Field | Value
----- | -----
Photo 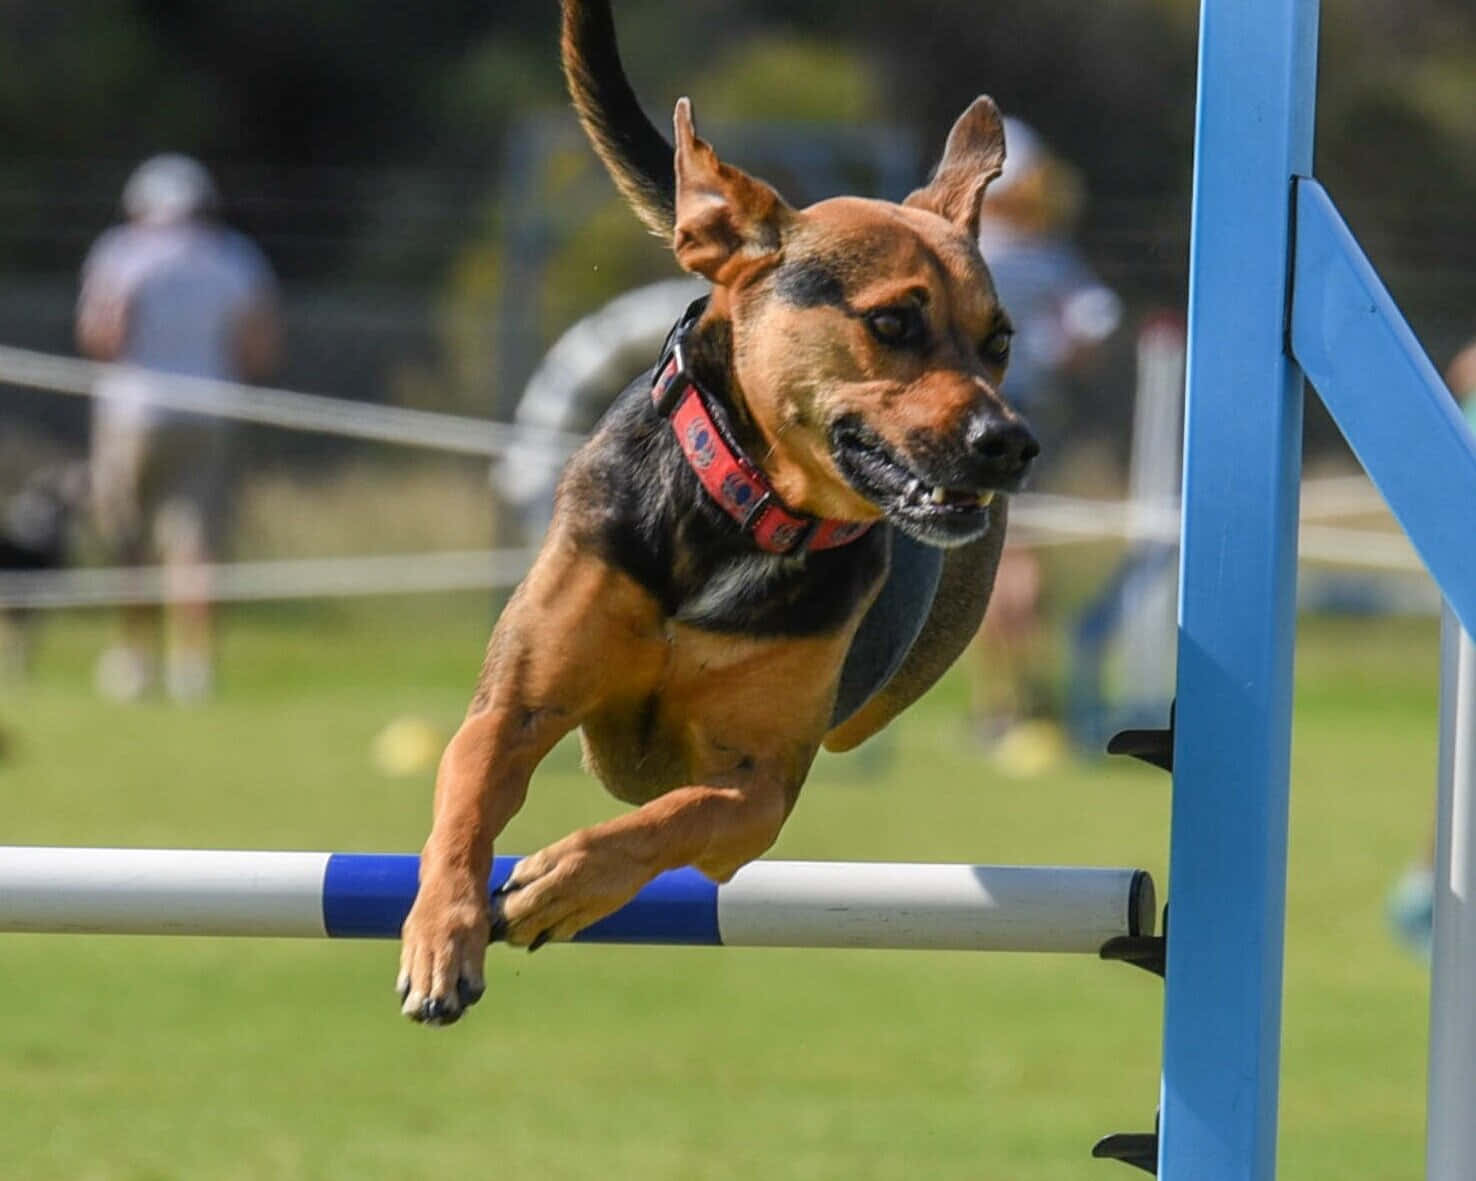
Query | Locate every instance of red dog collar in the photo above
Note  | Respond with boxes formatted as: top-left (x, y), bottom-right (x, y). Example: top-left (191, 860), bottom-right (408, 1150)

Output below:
top-left (651, 354), bottom-right (873, 556)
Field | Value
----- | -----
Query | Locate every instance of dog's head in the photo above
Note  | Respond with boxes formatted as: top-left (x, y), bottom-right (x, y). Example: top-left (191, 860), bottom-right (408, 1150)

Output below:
top-left (670, 97), bottom-right (1036, 548)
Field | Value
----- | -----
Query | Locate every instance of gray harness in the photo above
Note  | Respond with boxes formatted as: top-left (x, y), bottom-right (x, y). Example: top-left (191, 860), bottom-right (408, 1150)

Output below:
top-left (830, 529), bottom-right (942, 727)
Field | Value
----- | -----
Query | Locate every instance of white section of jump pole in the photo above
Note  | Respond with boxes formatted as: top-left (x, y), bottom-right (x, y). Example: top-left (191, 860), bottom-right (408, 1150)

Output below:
top-left (0, 847), bottom-right (330, 937)
top-left (1427, 608), bottom-right (1476, 1179)
top-left (716, 861), bottom-right (1150, 952)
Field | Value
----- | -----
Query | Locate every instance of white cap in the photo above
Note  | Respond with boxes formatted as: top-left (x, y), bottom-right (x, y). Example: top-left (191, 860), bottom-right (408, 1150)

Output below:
top-left (122, 154), bottom-right (219, 224)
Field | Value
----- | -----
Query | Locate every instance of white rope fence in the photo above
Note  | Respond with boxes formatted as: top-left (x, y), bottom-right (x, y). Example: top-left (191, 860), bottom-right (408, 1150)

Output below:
top-left (0, 343), bottom-right (1424, 609)
top-left (1009, 493), bottom-right (1420, 570)
top-left (0, 549), bottom-right (538, 610)
top-left (1298, 473), bottom-right (1388, 521)
top-left (0, 344), bottom-right (585, 459)
top-left (0, 510), bottom-right (1423, 610)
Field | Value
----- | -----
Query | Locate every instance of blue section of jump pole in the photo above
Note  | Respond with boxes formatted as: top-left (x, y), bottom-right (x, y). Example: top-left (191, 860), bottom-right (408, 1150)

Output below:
top-left (1166, 0), bottom-right (1317, 1176)
top-left (321, 854), bottom-right (720, 943)
top-left (322, 853), bottom-right (422, 937)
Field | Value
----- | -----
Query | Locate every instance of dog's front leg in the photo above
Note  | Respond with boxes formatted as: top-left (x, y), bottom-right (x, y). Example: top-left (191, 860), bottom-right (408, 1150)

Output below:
top-left (397, 701), bottom-right (568, 1024)
top-left (495, 769), bottom-right (798, 948)
top-left (397, 545), bottom-right (667, 1025)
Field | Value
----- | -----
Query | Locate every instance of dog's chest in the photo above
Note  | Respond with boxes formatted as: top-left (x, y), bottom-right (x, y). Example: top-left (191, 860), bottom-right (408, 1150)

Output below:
top-left (578, 621), bottom-right (854, 804)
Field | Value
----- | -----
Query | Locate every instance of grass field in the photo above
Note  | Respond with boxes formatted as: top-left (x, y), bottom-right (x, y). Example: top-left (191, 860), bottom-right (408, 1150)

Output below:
top-left (0, 595), bottom-right (1439, 1179)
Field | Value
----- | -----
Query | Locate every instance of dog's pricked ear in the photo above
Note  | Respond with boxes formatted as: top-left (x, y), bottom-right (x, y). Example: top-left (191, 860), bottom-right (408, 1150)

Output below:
top-left (673, 97), bottom-right (790, 285)
top-left (904, 96), bottom-right (1007, 238)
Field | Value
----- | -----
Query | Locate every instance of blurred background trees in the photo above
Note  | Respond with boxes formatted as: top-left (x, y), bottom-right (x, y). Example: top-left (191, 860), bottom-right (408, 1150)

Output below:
top-left (1, 0), bottom-right (1473, 451)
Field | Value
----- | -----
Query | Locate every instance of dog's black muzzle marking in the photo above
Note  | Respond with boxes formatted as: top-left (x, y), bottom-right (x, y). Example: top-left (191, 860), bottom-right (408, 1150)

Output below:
top-left (829, 414), bottom-right (1036, 547)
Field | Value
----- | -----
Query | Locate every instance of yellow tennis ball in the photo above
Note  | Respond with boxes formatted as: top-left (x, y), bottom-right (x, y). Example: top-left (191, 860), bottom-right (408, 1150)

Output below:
top-left (991, 719), bottom-right (1069, 779)
top-left (371, 716), bottom-right (445, 777)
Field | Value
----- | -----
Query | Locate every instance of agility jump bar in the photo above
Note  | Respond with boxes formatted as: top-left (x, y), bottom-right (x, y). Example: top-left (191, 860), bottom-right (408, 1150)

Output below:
top-left (0, 848), bottom-right (1154, 953)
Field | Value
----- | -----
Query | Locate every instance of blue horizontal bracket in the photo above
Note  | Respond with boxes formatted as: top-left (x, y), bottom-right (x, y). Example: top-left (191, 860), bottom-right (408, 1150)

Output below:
top-left (1290, 177), bottom-right (1476, 631)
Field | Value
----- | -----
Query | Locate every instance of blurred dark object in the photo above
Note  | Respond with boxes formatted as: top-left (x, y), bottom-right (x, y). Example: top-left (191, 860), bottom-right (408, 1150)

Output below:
top-left (0, 462), bottom-right (86, 680)
top-left (0, 462), bottom-right (83, 572)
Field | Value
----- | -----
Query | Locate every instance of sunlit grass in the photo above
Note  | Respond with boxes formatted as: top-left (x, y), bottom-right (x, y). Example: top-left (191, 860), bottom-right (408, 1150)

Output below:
top-left (0, 601), bottom-right (1437, 1179)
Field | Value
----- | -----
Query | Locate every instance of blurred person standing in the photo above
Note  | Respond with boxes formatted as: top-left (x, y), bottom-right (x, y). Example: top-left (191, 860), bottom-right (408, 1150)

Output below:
top-left (76, 154), bottom-right (280, 702)
top-left (1450, 339), bottom-right (1476, 424)
top-left (970, 118), bottom-right (1121, 758)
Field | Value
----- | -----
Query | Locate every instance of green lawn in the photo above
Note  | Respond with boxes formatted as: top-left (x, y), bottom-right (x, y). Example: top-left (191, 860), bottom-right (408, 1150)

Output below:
top-left (0, 598), bottom-right (1438, 1179)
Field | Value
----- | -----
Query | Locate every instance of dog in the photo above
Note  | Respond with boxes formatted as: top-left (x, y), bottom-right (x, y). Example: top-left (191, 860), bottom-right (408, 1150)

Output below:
top-left (397, 0), bottom-right (1038, 1024)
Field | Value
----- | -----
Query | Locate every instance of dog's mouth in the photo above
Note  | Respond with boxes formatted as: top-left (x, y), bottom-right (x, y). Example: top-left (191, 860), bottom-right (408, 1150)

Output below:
top-left (829, 419), bottom-right (997, 547)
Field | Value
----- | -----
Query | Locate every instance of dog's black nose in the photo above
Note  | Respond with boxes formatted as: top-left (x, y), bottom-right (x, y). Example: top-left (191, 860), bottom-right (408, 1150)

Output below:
top-left (966, 415), bottom-right (1039, 485)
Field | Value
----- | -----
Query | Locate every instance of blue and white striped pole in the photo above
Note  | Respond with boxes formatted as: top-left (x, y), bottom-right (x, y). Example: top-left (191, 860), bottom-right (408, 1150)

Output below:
top-left (0, 848), bottom-right (1153, 954)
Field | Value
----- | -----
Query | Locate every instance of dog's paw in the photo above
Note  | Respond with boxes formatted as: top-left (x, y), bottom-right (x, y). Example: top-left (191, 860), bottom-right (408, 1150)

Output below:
top-left (397, 882), bottom-right (489, 1026)
top-left (493, 836), bottom-right (650, 950)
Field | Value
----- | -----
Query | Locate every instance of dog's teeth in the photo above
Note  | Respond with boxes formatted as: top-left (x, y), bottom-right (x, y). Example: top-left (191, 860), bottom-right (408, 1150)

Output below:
top-left (906, 478), bottom-right (924, 501)
top-left (977, 491), bottom-right (995, 507)
top-left (929, 485), bottom-right (948, 505)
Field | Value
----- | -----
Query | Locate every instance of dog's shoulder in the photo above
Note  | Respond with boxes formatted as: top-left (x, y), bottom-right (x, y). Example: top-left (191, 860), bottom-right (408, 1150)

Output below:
top-left (554, 374), bottom-right (681, 595)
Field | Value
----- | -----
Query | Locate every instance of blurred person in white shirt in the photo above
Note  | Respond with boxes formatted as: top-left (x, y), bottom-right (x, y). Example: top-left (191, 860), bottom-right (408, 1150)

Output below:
top-left (76, 154), bottom-right (280, 702)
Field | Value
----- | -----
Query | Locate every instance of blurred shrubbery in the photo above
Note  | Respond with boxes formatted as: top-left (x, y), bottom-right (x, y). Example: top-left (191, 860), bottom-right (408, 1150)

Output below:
top-left (0, 0), bottom-right (1472, 424)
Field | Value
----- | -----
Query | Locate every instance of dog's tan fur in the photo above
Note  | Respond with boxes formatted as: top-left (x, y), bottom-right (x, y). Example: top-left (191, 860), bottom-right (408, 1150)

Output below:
top-left (397, 0), bottom-right (1033, 1024)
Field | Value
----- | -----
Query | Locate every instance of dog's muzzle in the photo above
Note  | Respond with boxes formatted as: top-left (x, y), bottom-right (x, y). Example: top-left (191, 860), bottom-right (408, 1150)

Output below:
top-left (829, 414), bottom-right (1038, 548)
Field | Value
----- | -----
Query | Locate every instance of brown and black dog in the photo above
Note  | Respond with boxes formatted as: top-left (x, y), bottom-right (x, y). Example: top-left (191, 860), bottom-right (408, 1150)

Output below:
top-left (397, 0), bottom-right (1037, 1024)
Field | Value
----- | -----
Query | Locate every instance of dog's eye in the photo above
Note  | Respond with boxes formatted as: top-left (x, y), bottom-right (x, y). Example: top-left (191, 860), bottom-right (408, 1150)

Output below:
top-left (980, 328), bottom-right (1013, 365)
top-left (866, 306), bottom-right (925, 348)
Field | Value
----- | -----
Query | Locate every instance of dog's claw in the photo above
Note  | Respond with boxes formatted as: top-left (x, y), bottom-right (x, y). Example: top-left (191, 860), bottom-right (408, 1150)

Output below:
top-left (528, 929), bottom-right (551, 953)
top-left (417, 996), bottom-right (462, 1026)
top-left (400, 984), bottom-right (477, 1026)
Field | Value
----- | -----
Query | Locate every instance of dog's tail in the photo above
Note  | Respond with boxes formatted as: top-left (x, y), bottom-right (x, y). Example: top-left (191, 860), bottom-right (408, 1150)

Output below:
top-left (561, 0), bottom-right (676, 238)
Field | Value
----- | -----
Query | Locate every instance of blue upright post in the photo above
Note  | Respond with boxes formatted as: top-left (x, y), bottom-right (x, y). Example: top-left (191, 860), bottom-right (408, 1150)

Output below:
top-left (1162, 0), bottom-right (1318, 1177)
